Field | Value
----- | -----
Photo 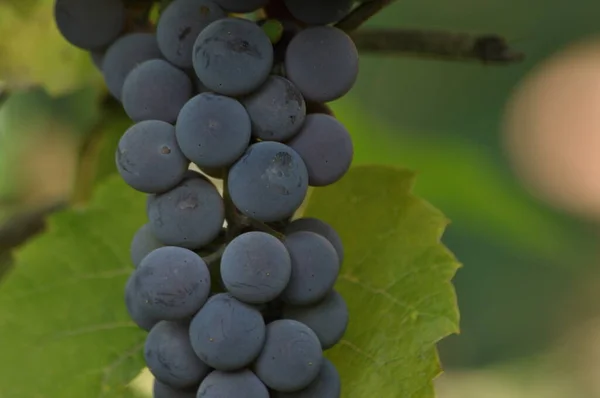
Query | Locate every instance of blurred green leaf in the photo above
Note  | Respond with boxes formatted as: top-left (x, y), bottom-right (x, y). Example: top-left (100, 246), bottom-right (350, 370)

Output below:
top-left (333, 100), bottom-right (588, 264)
top-left (0, 175), bottom-right (146, 398)
top-left (0, 0), bottom-right (101, 94)
top-left (304, 165), bottom-right (460, 398)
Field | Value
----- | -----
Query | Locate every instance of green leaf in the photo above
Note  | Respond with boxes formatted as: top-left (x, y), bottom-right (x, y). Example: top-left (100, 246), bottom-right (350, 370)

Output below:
top-left (0, 0), bottom-right (101, 94)
top-left (303, 165), bottom-right (460, 398)
top-left (0, 175), bottom-right (147, 398)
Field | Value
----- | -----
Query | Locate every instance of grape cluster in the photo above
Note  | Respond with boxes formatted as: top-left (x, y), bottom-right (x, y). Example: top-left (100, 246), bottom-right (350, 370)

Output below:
top-left (55, 0), bottom-right (358, 396)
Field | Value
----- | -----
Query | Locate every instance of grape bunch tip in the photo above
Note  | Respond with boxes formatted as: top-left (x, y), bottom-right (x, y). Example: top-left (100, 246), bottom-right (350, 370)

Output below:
top-left (54, 0), bottom-right (359, 396)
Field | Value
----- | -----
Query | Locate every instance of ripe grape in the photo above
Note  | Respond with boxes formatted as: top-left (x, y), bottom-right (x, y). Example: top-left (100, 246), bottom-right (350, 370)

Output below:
top-left (193, 18), bottom-right (274, 96)
top-left (221, 231), bottom-right (292, 304)
top-left (122, 59), bottom-right (193, 123)
top-left (156, 0), bottom-right (226, 68)
top-left (131, 246), bottom-right (211, 320)
top-left (285, 26), bottom-right (358, 103)
top-left (124, 274), bottom-right (159, 331)
top-left (287, 114), bottom-right (354, 186)
top-left (54, 0), bottom-right (125, 50)
top-left (145, 321), bottom-right (211, 389)
top-left (189, 293), bottom-right (266, 370)
top-left (283, 290), bottom-right (348, 350)
top-left (197, 369), bottom-right (270, 398)
top-left (153, 379), bottom-right (197, 398)
top-left (281, 231), bottom-right (339, 306)
top-left (254, 319), bottom-right (323, 392)
top-left (116, 120), bottom-right (189, 194)
top-left (147, 176), bottom-right (225, 249)
top-left (285, 218), bottom-right (344, 265)
top-left (175, 93), bottom-right (251, 168)
top-left (102, 33), bottom-right (163, 99)
top-left (282, 0), bottom-right (353, 25)
top-left (242, 76), bottom-right (306, 142)
top-left (227, 142), bottom-right (308, 222)
top-left (274, 358), bottom-right (341, 398)
top-left (130, 223), bottom-right (164, 268)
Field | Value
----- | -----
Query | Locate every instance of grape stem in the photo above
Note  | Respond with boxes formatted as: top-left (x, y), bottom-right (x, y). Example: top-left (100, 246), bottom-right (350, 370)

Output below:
top-left (350, 29), bottom-right (525, 64)
top-left (335, 0), bottom-right (398, 32)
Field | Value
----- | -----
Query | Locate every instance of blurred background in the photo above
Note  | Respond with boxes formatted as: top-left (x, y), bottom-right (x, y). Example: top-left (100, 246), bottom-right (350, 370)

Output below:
top-left (3, 0), bottom-right (600, 397)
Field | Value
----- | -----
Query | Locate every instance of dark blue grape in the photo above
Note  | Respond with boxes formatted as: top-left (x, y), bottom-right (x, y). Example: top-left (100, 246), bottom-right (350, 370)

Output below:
top-left (193, 18), bottom-right (273, 96)
top-left (274, 358), bottom-right (341, 398)
top-left (283, 290), bottom-right (348, 350)
top-left (122, 59), bottom-right (193, 123)
top-left (285, 218), bottom-right (344, 265)
top-left (116, 120), bottom-right (189, 193)
top-left (281, 231), bottom-right (339, 306)
top-left (242, 76), bottom-right (306, 142)
top-left (287, 114), bottom-right (353, 187)
top-left (125, 274), bottom-right (159, 331)
top-left (197, 369), bottom-right (269, 398)
top-left (132, 246), bottom-right (211, 320)
top-left (221, 231), bottom-right (292, 304)
top-left (147, 176), bottom-right (225, 249)
top-left (285, 26), bottom-right (358, 103)
top-left (130, 223), bottom-right (164, 268)
top-left (156, 0), bottom-right (226, 68)
top-left (145, 321), bottom-right (211, 389)
top-left (214, 0), bottom-right (269, 12)
top-left (54, 0), bottom-right (125, 50)
top-left (189, 293), bottom-right (266, 370)
top-left (227, 142), bottom-right (308, 222)
top-left (254, 319), bottom-right (323, 392)
top-left (153, 379), bottom-right (197, 398)
top-left (175, 93), bottom-right (251, 168)
top-left (282, 0), bottom-right (353, 25)
top-left (102, 33), bottom-right (163, 99)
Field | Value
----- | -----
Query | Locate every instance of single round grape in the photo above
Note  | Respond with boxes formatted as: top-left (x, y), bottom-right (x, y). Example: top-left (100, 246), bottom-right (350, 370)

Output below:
top-left (102, 33), bottom-right (163, 99)
top-left (189, 293), bottom-right (266, 370)
top-left (54, 0), bottom-right (125, 50)
top-left (254, 319), bottom-right (323, 392)
top-left (197, 370), bottom-right (270, 398)
top-left (122, 59), bottom-right (193, 123)
top-left (287, 114), bottom-right (353, 187)
top-left (132, 247), bottom-right (211, 320)
top-left (274, 358), bottom-right (341, 398)
top-left (285, 218), bottom-right (344, 265)
top-left (130, 223), bottom-right (164, 267)
top-left (193, 18), bottom-right (274, 96)
top-left (285, 26), bottom-right (358, 103)
top-left (125, 274), bottom-right (159, 331)
top-left (175, 93), bottom-right (251, 168)
top-left (214, 0), bottom-right (269, 12)
top-left (145, 321), bottom-right (211, 389)
top-left (282, 0), bottom-right (353, 25)
top-left (221, 231), bottom-right (292, 304)
top-left (242, 76), bottom-right (306, 142)
top-left (153, 379), bottom-right (197, 398)
top-left (147, 176), bottom-right (225, 249)
top-left (281, 231), bottom-right (339, 306)
top-left (116, 120), bottom-right (189, 193)
top-left (156, 0), bottom-right (226, 68)
top-left (227, 142), bottom-right (308, 222)
top-left (283, 290), bottom-right (348, 350)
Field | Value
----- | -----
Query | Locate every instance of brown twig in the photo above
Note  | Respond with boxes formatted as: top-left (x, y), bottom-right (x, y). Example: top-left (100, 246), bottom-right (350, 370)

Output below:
top-left (351, 29), bottom-right (525, 64)
top-left (336, 0), bottom-right (398, 32)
